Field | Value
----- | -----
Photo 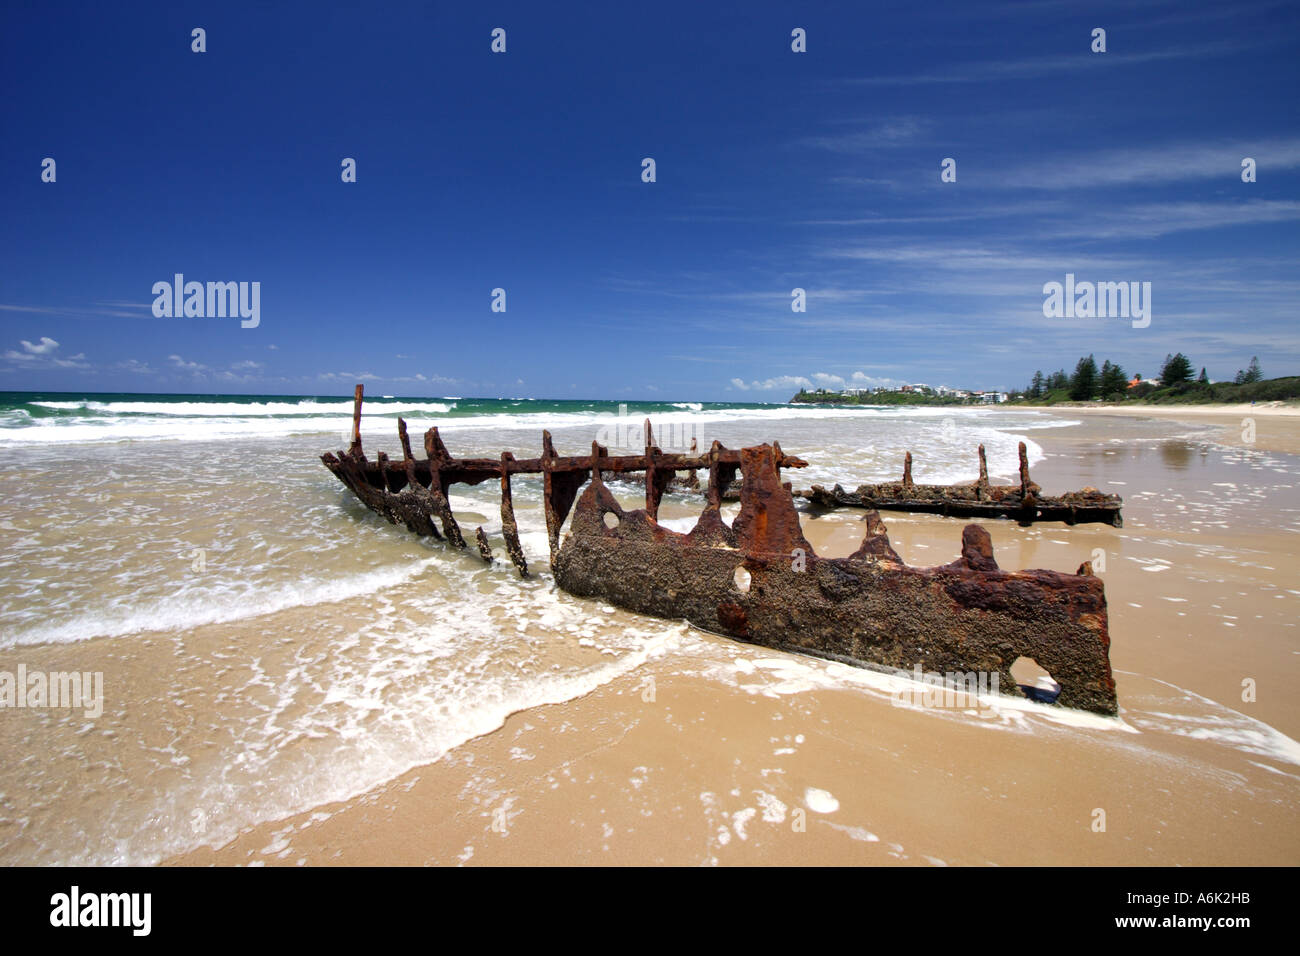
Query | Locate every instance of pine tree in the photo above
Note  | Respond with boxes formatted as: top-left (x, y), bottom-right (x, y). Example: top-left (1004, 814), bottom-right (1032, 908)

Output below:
top-left (1100, 360), bottom-right (1128, 397)
top-left (1070, 355), bottom-right (1099, 401)
top-left (1160, 352), bottom-right (1193, 386)
top-left (1197, 367), bottom-right (1209, 384)
top-left (1030, 370), bottom-right (1045, 398)
top-left (1244, 356), bottom-right (1262, 383)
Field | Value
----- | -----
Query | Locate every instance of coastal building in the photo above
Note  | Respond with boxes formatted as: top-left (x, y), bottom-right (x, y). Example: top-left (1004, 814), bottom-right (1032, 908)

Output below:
top-left (1128, 376), bottom-right (1160, 389)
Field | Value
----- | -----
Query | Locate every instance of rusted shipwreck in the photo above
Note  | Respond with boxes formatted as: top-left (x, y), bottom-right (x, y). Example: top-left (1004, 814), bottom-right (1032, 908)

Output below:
top-left (621, 442), bottom-right (1122, 526)
top-left (795, 445), bottom-right (1123, 527)
top-left (322, 386), bottom-right (1117, 715)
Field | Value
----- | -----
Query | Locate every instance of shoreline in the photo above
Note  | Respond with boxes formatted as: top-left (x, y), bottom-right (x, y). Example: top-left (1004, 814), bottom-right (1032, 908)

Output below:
top-left (1018, 401), bottom-right (1299, 417)
top-left (165, 408), bottom-right (1300, 867)
top-left (1019, 402), bottom-right (1300, 455)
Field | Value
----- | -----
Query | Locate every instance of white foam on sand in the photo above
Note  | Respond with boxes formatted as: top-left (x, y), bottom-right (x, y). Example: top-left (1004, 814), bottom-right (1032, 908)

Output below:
top-left (0, 557), bottom-right (447, 648)
top-left (804, 787), bottom-right (840, 813)
top-left (713, 652), bottom-right (1137, 734)
top-left (824, 821), bottom-right (880, 843)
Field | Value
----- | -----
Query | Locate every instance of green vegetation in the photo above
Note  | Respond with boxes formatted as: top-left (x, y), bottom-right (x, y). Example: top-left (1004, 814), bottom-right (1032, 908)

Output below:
top-left (1234, 356), bottom-right (1263, 385)
top-left (790, 354), bottom-right (1297, 408)
top-left (1016, 352), bottom-right (1299, 406)
top-left (1132, 376), bottom-right (1300, 405)
top-left (1069, 355), bottom-right (1099, 401)
top-left (1160, 352), bottom-right (1193, 387)
top-left (790, 388), bottom-right (968, 406)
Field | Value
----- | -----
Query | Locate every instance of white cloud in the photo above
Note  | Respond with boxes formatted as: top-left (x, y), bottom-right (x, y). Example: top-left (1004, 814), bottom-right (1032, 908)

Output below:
top-left (846, 40), bottom-right (1257, 87)
top-left (318, 371), bottom-right (380, 382)
top-left (21, 337), bottom-right (59, 355)
top-left (168, 354), bottom-right (207, 372)
top-left (850, 371), bottom-right (900, 388)
top-left (1040, 199), bottom-right (1300, 240)
top-left (729, 375), bottom-right (814, 392)
top-left (731, 370), bottom-right (905, 393)
top-left (3, 337), bottom-right (89, 369)
top-left (1005, 139), bottom-right (1300, 190)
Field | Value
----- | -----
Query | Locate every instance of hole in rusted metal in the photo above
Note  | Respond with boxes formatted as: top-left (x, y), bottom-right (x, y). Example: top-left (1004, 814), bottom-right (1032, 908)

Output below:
top-left (603, 511), bottom-right (620, 530)
top-left (1011, 656), bottom-right (1061, 703)
top-left (733, 566), bottom-right (752, 593)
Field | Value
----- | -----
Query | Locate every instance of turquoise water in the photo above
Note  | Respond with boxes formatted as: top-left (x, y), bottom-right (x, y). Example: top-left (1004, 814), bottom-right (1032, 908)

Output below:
top-left (0, 390), bottom-right (735, 429)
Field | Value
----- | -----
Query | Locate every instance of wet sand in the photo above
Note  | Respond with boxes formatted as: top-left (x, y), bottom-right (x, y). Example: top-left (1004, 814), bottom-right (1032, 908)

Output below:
top-left (172, 408), bottom-right (1300, 867)
top-left (1023, 402), bottom-right (1300, 455)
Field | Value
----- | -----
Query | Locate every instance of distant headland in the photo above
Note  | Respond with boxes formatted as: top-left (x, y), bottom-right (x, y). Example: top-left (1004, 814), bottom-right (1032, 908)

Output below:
top-left (792, 353), bottom-right (1300, 407)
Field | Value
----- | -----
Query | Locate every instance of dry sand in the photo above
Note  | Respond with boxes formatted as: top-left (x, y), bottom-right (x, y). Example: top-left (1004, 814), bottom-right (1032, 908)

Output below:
top-left (173, 407), bottom-right (1300, 867)
top-left (1023, 402), bottom-right (1300, 455)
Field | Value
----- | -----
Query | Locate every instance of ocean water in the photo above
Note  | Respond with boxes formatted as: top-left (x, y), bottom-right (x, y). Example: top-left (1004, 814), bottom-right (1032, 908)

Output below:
top-left (0, 390), bottom-right (1075, 654)
top-left (0, 391), bottom-right (1294, 865)
top-left (0, 390), bottom-right (1068, 483)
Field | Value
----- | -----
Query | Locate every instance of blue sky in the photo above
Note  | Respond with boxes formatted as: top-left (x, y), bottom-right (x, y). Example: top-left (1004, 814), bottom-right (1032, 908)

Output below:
top-left (2, 0), bottom-right (1297, 400)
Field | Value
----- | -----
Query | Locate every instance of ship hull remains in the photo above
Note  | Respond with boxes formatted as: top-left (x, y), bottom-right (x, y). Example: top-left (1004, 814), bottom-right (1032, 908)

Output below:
top-left (554, 445), bottom-right (1116, 715)
top-left (322, 386), bottom-right (1118, 716)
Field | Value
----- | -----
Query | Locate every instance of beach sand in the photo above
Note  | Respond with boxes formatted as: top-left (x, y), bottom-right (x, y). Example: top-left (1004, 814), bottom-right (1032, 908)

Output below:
top-left (171, 408), bottom-right (1300, 867)
top-left (1023, 402), bottom-right (1300, 455)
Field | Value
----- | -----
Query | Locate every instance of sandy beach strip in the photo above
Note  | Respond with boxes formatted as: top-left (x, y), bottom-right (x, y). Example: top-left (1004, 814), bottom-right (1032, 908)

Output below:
top-left (1022, 402), bottom-right (1300, 455)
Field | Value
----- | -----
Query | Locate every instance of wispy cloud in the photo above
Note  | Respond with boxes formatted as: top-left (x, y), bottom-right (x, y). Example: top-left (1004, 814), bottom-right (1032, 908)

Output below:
top-left (315, 371), bottom-right (458, 386)
top-left (3, 337), bottom-right (89, 369)
top-left (1039, 199), bottom-right (1300, 240)
top-left (1003, 139), bottom-right (1300, 189)
top-left (845, 39), bottom-right (1261, 87)
top-left (800, 117), bottom-right (930, 152)
top-left (166, 354), bottom-right (277, 385)
top-left (1, 302), bottom-right (157, 320)
top-left (168, 354), bottom-right (207, 372)
top-left (728, 370), bottom-right (903, 393)
top-left (820, 243), bottom-right (1159, 274)
top-left (729, 374), bottom-right (812, 393)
